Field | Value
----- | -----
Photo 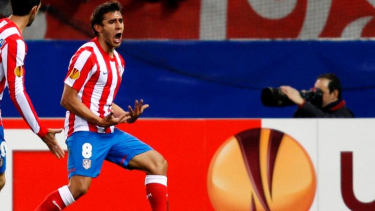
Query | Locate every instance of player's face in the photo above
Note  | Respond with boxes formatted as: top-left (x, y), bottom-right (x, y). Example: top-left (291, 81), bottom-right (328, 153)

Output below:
top-left (27, 3), bottom-right (41, 27)
top-left (100, 11), bottom-right (124, 48)
top-left (314, 78), bottom-right (336, 107)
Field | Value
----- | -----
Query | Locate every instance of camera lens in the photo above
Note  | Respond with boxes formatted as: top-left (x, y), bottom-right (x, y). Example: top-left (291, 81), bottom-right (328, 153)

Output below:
top-left (261, 88), bottom-right (295, 107)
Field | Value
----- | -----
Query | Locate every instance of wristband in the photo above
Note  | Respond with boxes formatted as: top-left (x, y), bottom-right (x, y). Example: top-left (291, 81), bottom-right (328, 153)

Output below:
top-left (37, 125), bottom-right (48, 138)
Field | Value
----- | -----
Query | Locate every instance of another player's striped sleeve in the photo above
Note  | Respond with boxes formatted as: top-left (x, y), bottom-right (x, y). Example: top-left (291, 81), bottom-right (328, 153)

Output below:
top-left (64, 47), bottom-right (95, 91)
top-left (2, 39), bottom-right (48, 138)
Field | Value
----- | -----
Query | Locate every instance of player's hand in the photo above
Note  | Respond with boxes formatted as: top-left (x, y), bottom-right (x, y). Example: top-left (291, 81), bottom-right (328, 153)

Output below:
top-left (41, 128), bottom-right (65, 159)
top-left (100, 111), bottom-right (130, 127)
top-left (280, 86), bottom-right (304, 105)
top-left (126, 99), bottom-right (149, 123)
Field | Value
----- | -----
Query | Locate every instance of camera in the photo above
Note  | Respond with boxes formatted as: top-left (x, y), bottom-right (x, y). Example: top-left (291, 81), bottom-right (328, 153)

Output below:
top-left (261, 87), bottom-right (323, 107)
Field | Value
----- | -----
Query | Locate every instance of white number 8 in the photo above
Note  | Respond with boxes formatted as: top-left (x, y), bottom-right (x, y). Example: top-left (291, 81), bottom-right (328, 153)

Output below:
top-left (1, 141), bottom-right (7, 157)
top-left (82, 143), bottom-right (92, 159)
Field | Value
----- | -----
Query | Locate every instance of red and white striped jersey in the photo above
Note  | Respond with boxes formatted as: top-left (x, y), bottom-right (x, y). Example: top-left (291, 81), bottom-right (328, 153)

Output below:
top-left (64, 38), bottom-right (125, 137)
top-left (0, 18), bottom-right (47, 138)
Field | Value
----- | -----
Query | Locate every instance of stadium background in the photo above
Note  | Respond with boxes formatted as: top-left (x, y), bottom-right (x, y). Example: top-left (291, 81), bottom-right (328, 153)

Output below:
top-left (1, 0), bottom-right (375, 210)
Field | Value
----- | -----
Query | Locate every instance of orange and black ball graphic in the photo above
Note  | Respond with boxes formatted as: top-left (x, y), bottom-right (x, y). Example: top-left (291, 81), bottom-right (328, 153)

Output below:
top-left (69, 68), bottom-right (80, 80)
top-left (207, 128), bottom-right (316, 211)
top-left (14, 66), bottom-right (24, 77)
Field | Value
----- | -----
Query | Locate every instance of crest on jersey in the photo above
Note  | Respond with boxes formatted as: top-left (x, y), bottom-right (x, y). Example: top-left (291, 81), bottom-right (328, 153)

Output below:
top-left (69, 68), bottom-right (80, 80)
top-left (14, 66), bottom-right (24, 77)
top-left (0, 39), bottom-right (4, 48)
top-left (83, 159), bottom-right (91, 170)
top-left (117, 65), bottom-right (124, 76)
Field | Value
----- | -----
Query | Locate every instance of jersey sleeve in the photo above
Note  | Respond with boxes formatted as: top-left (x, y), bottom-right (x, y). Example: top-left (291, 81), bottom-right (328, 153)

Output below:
top-left (3, 39), bottom-right (48, 138)
top-left (64, 49), bottom-right (95, 91)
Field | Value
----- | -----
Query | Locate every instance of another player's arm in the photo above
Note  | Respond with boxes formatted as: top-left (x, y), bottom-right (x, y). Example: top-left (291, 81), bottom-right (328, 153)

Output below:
top-left (112, 100), bottom-right (149, 124)
top-left (61, 85), bottom-right (129, 127)
top-left (4, 40), bottom-right (64, 158)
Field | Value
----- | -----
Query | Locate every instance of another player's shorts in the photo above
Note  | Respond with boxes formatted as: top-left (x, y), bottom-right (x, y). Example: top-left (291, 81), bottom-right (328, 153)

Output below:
top-left (0, 127), bottom-right (7, 174)
top-left (66, 129), bottom-right (152, 178)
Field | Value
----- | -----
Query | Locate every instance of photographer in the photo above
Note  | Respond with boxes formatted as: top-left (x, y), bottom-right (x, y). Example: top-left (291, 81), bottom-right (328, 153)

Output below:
top-left (280, 73), bottom-right (354, 118)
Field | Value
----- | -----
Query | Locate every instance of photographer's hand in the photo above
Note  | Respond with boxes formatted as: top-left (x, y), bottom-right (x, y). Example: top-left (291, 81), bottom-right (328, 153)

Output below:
top-left (280, 86), bottom-right (305, 105)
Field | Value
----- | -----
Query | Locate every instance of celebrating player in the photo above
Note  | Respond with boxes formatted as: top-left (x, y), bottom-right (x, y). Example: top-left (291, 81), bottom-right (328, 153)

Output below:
top-left (36, 1), bottom-right (168, 210)
top-left (0, 0), bottom-right (65, 191)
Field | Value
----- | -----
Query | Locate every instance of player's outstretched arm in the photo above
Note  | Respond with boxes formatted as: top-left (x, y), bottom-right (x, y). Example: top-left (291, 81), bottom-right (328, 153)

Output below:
top-left (125, 99), bottom-right (149, 123)
top-left (111, 103), bottom-right (131, 122)
top-left (5, 40), bottom-right (64, 154)
top-left (41, 128), bottom-right (65, 159)
top-left (61, 85), bottom-right (128, 127)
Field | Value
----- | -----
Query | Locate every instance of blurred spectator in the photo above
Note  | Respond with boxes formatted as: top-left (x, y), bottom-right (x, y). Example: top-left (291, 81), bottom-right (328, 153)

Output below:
top-left (0, 0), bottom-right (12, 18)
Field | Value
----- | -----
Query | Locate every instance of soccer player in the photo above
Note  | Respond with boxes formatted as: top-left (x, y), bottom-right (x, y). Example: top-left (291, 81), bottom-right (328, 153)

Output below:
top-left (36, 1), bottom-right (168, 210)
top-left (0, 0), bottom-right (65, 191)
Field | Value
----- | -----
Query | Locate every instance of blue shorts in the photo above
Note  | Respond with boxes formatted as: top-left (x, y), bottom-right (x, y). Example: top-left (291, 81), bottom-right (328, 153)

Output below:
top-left (66, 129), bottom-right (152, 178)
top-left (0, 127), bottom-right (7, 174)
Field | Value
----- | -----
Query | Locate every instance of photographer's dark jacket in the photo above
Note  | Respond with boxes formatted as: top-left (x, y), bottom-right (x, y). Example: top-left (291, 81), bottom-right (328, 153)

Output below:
top-left (293, 100), bottom-right (354, 118)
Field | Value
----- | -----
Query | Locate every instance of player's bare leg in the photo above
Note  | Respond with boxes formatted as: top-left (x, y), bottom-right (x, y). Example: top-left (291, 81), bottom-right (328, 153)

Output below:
top-left (0, 173), bottom-right (5, 191)
top-left (129, 150), bottom-right (168, 211)
top-left (129, 150), bottom-right (167, 175)
top-left (68, 175), bottom-right (92, 199)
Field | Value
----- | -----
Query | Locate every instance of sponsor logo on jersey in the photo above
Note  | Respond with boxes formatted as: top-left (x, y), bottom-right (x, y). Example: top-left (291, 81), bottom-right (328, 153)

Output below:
top-left (14, 66), bottom-right (24, 77)
top-left (83, 158), bottom-right (91, 170)
top-left (0, 39), bottom-right (4, 48)
top-left (69, 68), bottom-right (80, 80)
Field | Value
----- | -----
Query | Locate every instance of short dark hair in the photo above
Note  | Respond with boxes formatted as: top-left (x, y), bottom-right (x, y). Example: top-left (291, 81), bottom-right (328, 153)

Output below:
top-left (90, 1), bottom-right (123, 36)
top-left (10, 0), bottom-right (40, 16)
top-left (317, 73), bottom-right (342, 99)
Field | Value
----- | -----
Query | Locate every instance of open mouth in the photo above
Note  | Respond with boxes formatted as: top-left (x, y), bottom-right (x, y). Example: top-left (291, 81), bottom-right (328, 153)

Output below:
top-left (114, 33), bottom-right (122, 44)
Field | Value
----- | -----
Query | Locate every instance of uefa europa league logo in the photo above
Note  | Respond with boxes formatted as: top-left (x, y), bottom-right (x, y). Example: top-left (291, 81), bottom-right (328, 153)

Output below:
top-left (207, 128), bottom-right (316, 211)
